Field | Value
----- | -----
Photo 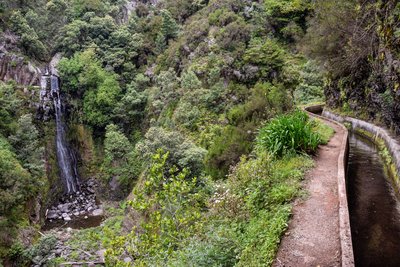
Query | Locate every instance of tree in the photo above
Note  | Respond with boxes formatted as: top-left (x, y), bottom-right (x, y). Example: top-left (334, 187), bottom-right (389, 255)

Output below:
top-left (162, 0), bottom-right (201, 22)
top-left (294, 61), bottom-right (324, 104)
top-left (8, 114), bottom-right (44, 178)
top-left (113, 81), bottom-right (147, 128)
top-left (264, 0), bottom-right (311, 41)
top-left (59, 49), bottom-right (122, 127)
top-left (216, 17), bottom-right (251, 52)
top-left (9, 10), bottom-right (48, 60)
top-left (58, 53), bottom-right (85, 94)
top-left (150, 68), bottom-right (180, 116)
top-left (102, 124), bottom-right (142, 190)
top-left (70, 0), bottom-right (107, 18)
top-left (136, 127), bottom-right (206, 177)
top-left (0, 83), bottom-right (20, 136)
top-left (105, 151), bottom-right (206, 265)
top-left (243, 38), bottom-right (286, 79)
top-left (160, 9), bottom-right (179, 40)
top-left (181, 70), bottom-right (202, 90)
top-left (83, 74), bottom-right (121, 127)
top-left (104, 124), bottom-right (131, 163)
top-left (57, 19), bottom-right (89, 56)
top-left (302, 0), bottom-right (359, 75)
top-left (0, 136), bottom-right (35, 215)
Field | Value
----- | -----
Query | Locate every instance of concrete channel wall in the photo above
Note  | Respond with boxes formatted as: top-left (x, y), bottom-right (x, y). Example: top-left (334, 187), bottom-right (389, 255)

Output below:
top-left (323, 110), bottom-right (400, 192)
top-left (304, 105), bottom-right (355, 267)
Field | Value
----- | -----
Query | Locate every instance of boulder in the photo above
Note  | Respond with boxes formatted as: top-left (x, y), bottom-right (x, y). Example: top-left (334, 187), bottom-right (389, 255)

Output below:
top-left (47, 210), bottom-right (58, 220)
top-left (92, 208), bottom-right (104, 217)
top-left (124, 257), bottom-right (132, 263)
top-left (59, 203), bottom-right (71, 213)
top-left (97, 249), bottom-right (106, 260)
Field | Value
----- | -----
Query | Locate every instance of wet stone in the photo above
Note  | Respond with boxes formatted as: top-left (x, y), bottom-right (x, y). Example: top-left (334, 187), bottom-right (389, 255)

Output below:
top-left (47, 210), bottom-right (58, 219)
top-left (92, 208), bottom-right (104, 216)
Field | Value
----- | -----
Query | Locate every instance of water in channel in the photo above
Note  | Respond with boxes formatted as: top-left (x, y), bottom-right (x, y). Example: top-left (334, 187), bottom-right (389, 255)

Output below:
top-left (347, 132), bottom-right (400, 266)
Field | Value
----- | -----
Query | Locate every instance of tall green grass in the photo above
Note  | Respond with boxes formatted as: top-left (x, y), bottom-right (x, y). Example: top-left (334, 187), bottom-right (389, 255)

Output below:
top-left (257, 110), bottom-right (321, 157)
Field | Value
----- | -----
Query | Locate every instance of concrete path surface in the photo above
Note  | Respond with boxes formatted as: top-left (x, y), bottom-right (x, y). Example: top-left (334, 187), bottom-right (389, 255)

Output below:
top-left (274, 119), bottom-right (345, 267)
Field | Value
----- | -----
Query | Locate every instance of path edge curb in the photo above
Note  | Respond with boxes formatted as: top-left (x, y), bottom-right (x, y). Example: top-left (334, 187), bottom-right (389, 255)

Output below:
top-left (304, 105), bottom-right (354, 267)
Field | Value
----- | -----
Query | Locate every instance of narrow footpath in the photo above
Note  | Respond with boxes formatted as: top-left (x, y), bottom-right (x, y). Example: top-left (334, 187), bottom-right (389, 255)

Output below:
top-left (274, 119), bottom-right (345, 267)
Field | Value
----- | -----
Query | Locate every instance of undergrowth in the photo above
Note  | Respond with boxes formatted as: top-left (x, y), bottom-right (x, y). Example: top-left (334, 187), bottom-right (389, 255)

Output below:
top-left (257, 110), bottom-right (322, 157)
top-left (313, 118), bottom-right (335, 145)
top-left (103, 140), bottom-right (321, 266)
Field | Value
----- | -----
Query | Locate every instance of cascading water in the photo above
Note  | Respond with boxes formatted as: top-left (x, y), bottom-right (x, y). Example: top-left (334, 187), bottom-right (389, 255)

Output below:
top-left (41, 72), bottom-right (80, 193)
top-left (41, 66), bottom-right (103, 229)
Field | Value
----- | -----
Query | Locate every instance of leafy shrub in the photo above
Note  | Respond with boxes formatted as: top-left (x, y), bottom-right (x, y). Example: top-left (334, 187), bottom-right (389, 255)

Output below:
top-left (257, 110), bottom-right (321, 157)
top-left (243, 38), bottom-right (286, 79)
top-left (236, 207), bottom-right (291, 266)
top-left (0, 136), bottom-right (35, 215)
top-left (227, 154), bottom-right (272, 213)
top-left (205, 125), bottom-right (252, 179)
top-left (102, 124), bottom-right (141, 194)
top-left (206, 151), bottom-right (313, 267)
top-left (23, 235), bottom-right (57, 266)
top-left (136, 127), bottom-right (206, 177)
top-left (294, 61), bottom-right (325, 104)
top-left (105, 151), bottom-right (208, 265)
top-left (169, 224), bottom-right (239, 266)
top-left (227, 82), bottom-right (292, 126)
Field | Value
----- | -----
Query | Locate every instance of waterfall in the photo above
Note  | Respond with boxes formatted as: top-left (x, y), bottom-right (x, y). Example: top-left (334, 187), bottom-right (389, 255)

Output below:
top-left (41, 73), bottom-right (80, 193)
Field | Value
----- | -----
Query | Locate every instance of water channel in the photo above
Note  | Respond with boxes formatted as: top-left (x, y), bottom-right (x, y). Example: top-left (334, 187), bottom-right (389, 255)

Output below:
top-left (347, 132), bottom-right (400, 266)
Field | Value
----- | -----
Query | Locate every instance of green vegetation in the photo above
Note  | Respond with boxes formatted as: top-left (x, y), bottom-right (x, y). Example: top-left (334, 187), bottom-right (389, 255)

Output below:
top-left (0, 80), bottom-right (45, 259)
top-left (102, 124), bottom-right (142, 194)
top-left (257, 110), bottom-right (321, 157)
top-left (304, 0), bottom-right (400, 132)
top-left (104, 139), bottom-right (317, 266)
top-left (9, 10), bottom-right (48, 60)
top-left (106, 151), bottom-right (208, 266)
top-left (58, 49), bottom-right (122, 127)
top-left (314, 119), bottom-right (335, 145)
top-left (294, 61), bottom-right (325, 104)
top-left (0, 0), bottom-right (344, 265)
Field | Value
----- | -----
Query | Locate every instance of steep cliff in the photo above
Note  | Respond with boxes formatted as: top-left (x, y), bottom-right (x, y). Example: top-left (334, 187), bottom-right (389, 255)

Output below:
top-left (0, 31), bottom-right (41, 86)
top-left (320, 1), bottom-right (400, 132)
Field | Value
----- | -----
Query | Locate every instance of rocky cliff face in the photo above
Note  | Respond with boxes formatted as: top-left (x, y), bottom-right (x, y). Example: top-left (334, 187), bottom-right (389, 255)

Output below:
top-left (118, 0), bottom-right (159, 23)
top-left (0, 53), bottom-right (41, 86)
top-left (325, 1), bottom-right (400, 133)
top-left (0, 31), bottom-right (42, 86)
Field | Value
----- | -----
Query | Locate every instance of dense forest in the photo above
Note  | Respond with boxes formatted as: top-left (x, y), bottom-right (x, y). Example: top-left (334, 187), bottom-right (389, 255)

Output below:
top-left (0, 0), bottom-right (398, 266)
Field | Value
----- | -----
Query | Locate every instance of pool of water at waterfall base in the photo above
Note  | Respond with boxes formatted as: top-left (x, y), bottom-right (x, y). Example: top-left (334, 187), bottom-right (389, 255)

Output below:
top-left (42, 215), bottom-right (104, 231)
